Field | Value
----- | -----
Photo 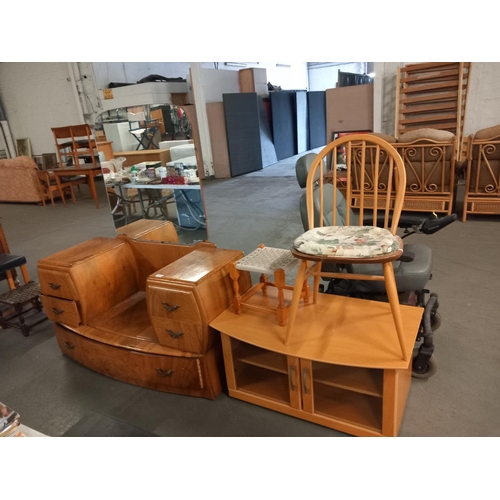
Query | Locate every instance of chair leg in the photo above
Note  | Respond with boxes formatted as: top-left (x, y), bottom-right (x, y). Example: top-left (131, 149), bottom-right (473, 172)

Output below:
top-left (68, 184), bottom-right (76, 204)
top-left (230, 262), bottom-right (242, 315)
top-left (20, 264), bottom-right (30, 284)
top-left (5, 269), bottom-right (16, 291)
top-left (383, 262), bottom-right (408, 361)
top-left (284, 259), bottom-right (308, 347)
top-left (54, 178), bottom-right (67, 207)
top-left (312, 262), bottom-right (322, 304)
top-left (48, 188), bottom-right (55, 208)
top-left (274, 268), bottom-right (287, 327)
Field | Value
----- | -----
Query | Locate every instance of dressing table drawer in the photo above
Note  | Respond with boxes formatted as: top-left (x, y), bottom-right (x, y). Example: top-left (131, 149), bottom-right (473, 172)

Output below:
top-left (55, 326), bottom-right (203, 392)
top-left (40, 295), bottom-right (81, 327)
top-left (147, 286), bottom-right (202, 323)
top-left (39, 269), bottom-right (78, 300)
top-left (151, 317), bottom-right (204, 353)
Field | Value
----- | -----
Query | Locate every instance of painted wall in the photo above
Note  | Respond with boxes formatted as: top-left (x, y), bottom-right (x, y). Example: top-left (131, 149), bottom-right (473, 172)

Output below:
top-left (199, 68), bottom-right (240, 103)
top-left (209, 63), bottom-right (308, 90)
top-left (0, 62), bottom-right (82, 156)
top-left (308, 63), bottom-right (368, 91)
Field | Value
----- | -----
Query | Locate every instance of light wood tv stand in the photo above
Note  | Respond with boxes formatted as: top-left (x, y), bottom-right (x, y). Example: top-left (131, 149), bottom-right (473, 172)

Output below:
top-left (211, 287), bottom-right (423, 436)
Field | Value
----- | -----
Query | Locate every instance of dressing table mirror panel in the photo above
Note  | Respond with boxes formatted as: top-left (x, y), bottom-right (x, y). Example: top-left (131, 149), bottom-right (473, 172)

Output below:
top-left (95, 102), bottom-right (208, 246)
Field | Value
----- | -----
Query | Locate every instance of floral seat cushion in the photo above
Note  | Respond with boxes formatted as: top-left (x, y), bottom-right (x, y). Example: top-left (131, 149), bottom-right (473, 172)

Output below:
top-left (293, 226), bottom-right (401, 258)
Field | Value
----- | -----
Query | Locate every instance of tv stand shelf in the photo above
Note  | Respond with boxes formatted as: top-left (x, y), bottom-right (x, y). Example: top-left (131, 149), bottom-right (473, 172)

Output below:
top-left (211, 287), bottom-right (423, 436)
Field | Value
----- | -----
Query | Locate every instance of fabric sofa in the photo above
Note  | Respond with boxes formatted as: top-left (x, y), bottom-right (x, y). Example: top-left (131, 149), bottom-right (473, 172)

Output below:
top-left (0, 157), bottom-right (44, 204)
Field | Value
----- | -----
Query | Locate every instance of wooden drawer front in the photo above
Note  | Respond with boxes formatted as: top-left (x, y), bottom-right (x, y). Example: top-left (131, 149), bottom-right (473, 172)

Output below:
top-left (40, 295), bottom-right (80, 327)
top-left (148, 286), bottom-right (202, 323)
top-left (55, 327), bottom-right (203, 391)
top-left (151, 318), bottom-right (204, 353)
top-left (39, 269), bottom-right (78, 300)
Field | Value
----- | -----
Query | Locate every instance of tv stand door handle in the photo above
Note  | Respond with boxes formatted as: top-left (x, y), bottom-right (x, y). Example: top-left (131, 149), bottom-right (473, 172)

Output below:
top-left (156, 369), bottom-right (174, 377)
top-left (162, 302), bottom-right (180, 312)
top-left (64, 341), bottom-right (75, 349)
top-left (302, 368), bottom-right (310, 394)
top-left (51, 307), bottom-right (64, 315)
top-left (167, 329), bottom-right (184, 339)
top-left (289, 365), bottom-right (296, 391)
top-left (49, 282), bottom-right (61, 290)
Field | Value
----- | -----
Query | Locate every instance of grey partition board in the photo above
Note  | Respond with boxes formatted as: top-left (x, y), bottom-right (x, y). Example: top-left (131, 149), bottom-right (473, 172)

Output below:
top-left (257, 96), bottom-right (278, 168)
top-left (295, 91), bottom-right (308, 154)
top-left (223, 93), bottom-right (264, 177)
top-left (270, 91), bottom-right (296, 160)
top-left (307, 91), bottom-right (326, 149)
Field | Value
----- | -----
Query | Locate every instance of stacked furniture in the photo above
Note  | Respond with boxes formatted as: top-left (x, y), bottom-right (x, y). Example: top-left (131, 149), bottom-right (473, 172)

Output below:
top-left (37, 220), bottom-right (251, 399)
top-left (210, 136), bottom-right (425, 436)
top-left (463, 124), bottom-right (500, 221)
top-left (394, 62), bottom-right (471, 160)
top-left (51, 124), bottom-right (98, 168)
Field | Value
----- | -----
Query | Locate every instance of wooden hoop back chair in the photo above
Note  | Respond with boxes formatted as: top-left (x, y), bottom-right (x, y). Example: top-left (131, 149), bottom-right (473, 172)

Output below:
top-left (285, 134), bottom-right (408, 360)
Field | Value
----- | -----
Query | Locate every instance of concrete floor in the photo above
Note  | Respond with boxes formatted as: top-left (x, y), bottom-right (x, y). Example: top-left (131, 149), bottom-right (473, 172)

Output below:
top-left (1, 162), bottom-right (500, 437)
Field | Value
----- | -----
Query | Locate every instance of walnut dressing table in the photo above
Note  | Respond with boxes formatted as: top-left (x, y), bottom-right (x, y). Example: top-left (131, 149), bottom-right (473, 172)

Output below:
top-left (38, 221), bottom-right (251, 400)
top-left (210, 287), bottom-right (423, 436)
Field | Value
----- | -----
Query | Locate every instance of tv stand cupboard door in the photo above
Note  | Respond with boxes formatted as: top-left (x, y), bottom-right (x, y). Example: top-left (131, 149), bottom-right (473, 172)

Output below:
top-left (220, 334), bottom-right (411, 437)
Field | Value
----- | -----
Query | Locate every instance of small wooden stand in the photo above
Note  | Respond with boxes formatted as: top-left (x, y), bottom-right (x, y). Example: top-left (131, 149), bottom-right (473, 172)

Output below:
top-left (230, 245), bottom-right (310, 326)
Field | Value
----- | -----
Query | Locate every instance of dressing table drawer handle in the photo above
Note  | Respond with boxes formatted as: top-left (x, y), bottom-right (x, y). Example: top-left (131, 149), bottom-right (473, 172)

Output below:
top-left (162, 302), bottom-right (180, 312)
top-left (64, 341), bottom-right (75, 349)
top-left (49, 283), bottom-right (61, 290)
top-left (167, 329), bottom-right (184, 339)
top-left (51, 307), bottom-right (64, 315)
top-left (156, 368), bottom-right (174, 377)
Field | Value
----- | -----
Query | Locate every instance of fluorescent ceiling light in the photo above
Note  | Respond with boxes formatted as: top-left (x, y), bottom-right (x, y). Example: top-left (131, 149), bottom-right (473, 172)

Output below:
top-left (276, 63), bottom-right (291, 68)
top-left (224, 62), bottom-right (247, 67)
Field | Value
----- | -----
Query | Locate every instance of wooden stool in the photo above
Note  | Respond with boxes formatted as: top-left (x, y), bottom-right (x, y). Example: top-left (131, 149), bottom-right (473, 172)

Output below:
top-left (229, 245), bottom-right (310, 326)
top-left (0, 253), bottom-right (47, 336)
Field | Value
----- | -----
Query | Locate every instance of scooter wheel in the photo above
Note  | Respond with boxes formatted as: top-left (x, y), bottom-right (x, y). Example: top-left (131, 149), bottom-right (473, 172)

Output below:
top-left (431, 311), bottom-right (442, 331)
top-left (412, 354), bottom-right (438, 379)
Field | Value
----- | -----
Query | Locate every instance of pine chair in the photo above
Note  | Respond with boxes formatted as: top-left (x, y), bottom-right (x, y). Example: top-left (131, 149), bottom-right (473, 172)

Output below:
top-left (285, 134), bottom-right (408, 360)
top-left (70, 124), bottom-right (98, 167)
top-left (37, 170), bottom-right (76, 208)
top-left (51, 126), bottom-right (74, 167)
